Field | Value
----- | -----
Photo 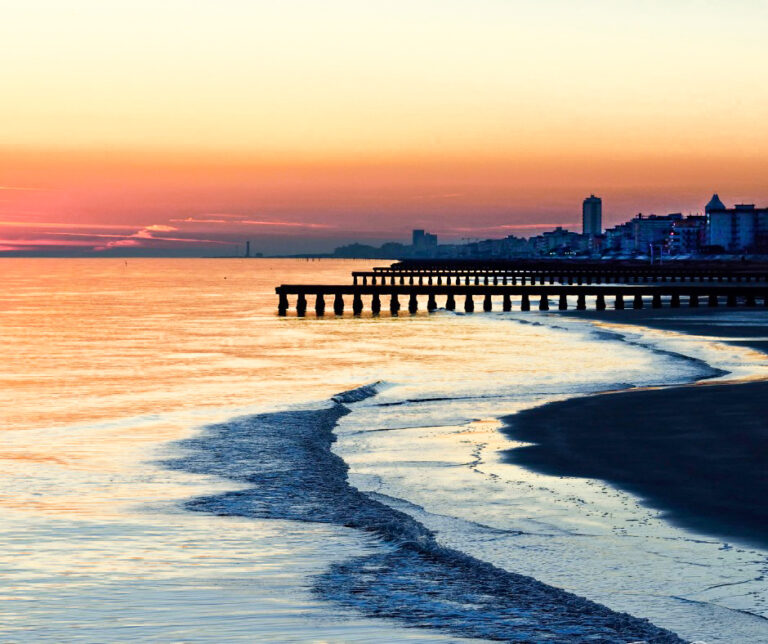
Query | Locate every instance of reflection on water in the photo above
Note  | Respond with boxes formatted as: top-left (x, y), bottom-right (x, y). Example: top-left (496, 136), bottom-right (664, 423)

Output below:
top-left (1, 258), bottom-right (767, 641)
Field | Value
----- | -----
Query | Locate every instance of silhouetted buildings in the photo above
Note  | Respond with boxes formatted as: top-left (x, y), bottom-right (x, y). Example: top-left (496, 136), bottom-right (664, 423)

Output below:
top-left (604, 212), bottom-right (706, 256)
top-left (330, 194), bottom-right (768, 260)
top-left (669, 216), bottom-right (706, 254)
top-left (530, 227), bottom-right (587, 256)
top-left (706, 194), bottom-right (768, 253)
top-left (582, 195), bottom-right (602, 236)
top-left (412, 229), bottom-right (438, 250)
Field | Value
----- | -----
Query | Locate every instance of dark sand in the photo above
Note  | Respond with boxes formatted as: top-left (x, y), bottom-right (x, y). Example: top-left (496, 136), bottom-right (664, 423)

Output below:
top-left (502, 308), bottom-right (768, 549)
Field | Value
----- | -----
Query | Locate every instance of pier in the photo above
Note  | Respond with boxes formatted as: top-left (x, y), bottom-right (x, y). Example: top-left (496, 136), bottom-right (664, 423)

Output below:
top-left (276, 260), bottom-right (768, 316)
top-left (351, 262), bottom-right (768, 286)
top-left (276, 283), bottom-right (768, 315)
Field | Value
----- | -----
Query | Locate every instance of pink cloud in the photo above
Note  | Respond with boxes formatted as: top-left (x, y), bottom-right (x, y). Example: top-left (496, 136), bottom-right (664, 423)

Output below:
top-left (134, 224), bottom-right (178, 238)
top-left (93, 223), bottom-right (230, 250)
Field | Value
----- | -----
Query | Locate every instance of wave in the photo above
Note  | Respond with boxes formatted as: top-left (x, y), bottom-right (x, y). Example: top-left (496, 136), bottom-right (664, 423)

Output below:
top-left (164, 384), bottom-right (683, 643)
top-left (586, 325), bottom-right (727, 382)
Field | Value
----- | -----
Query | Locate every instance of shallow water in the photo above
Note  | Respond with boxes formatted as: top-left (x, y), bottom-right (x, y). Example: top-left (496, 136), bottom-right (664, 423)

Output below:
top-left (2, 258), bottom-right (767, 641)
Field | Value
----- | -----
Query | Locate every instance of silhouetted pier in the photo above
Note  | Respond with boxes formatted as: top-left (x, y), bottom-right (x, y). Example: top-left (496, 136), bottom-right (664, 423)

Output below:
top-left (276, 260), bottom-right (768, 316)
top-left (276, 283), bottom-right (768, 316)
top-left (351, 264), bottom-right (768, 286)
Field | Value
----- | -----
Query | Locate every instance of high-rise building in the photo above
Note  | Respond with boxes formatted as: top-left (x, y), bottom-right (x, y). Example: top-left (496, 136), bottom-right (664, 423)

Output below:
top-left (582, 195), bottom-right (602, 236)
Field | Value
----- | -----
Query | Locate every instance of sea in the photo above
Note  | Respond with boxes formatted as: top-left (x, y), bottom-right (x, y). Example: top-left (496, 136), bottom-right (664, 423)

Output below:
top-left (1, 258), bottom-right (767, 642)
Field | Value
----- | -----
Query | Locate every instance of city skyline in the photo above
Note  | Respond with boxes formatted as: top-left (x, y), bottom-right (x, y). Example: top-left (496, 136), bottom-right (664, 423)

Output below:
top-left (1, 187), bottom-right (758, 257)
top-left (3, 1), bottom-right (768, 255)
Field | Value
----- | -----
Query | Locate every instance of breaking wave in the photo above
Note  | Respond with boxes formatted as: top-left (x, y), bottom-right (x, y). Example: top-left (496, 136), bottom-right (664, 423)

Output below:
top-left (165, 384), bottom-right (682, 643)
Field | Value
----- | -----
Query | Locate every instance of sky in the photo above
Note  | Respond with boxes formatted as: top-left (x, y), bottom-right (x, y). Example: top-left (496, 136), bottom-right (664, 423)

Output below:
top-left (2, 0), bottom-right (768, 255)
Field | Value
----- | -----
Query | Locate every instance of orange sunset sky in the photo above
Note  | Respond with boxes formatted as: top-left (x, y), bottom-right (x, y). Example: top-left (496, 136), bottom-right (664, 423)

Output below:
top-left (2, 0), bottom-right (767, 255)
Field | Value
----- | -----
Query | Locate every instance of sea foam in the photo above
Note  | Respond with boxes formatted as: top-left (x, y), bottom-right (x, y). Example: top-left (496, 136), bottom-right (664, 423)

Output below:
top-left (166, 384), bottom-right (682, 643)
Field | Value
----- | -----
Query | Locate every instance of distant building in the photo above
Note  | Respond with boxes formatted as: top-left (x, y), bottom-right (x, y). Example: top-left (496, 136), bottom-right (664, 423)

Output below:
top-left (669, 216), bottom-right (706, 254)
top-left (705, 194), bottom-right (768, 252)
top-left (604, 222), bottom-right (634, 254)
top-left (410, 228), bottom-right (438, 257)
top-left (632, 213), bottom-right (681, 252)
top-left (582, 195), bottom-right (602, 236)
top-left (412, 229), bottom-right (437, 249)
top-left (604, 213), bottom-right (684, 254)
top-left (245, 240), bottom-right (251, 258)
top-left (531, 227), bottom-right (587, 256)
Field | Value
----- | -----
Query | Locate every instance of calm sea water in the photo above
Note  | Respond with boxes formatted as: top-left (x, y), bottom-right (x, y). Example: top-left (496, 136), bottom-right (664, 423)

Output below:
top-left (1, 258), bottom-right (767, 642)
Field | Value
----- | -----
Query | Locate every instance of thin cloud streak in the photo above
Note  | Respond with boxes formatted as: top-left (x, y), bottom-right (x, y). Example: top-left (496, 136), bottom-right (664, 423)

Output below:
top-left (240, 219), bottom-right (334, 229)
top-left (441, 222), bottom-right (578, 234)
top-left (170, 217), bottom-right (234, 224)
top-left (0, 221), bottom-right (139, 230)
top-left (170, 215), bottom-right (334, 229)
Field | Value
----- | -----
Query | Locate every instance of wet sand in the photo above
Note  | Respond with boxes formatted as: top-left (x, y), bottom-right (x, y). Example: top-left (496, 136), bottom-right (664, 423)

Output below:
top-left (501, 309), bottom-right (768, 549)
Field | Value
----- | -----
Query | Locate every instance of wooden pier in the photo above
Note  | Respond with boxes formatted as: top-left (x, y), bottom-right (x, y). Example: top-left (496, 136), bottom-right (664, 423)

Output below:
top-left (276, 283), bottom-right (768, 316)
top-left (352, 270), bottom-right (767, 286)
top-left (276, 260), bottom-right (768, 316)
top-left (351, 263), bottom-right (768, 286)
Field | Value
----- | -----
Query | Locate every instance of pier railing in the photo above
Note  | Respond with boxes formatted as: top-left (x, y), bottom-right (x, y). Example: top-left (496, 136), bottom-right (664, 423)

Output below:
top-left (351, 270), bottom-right (768, 286)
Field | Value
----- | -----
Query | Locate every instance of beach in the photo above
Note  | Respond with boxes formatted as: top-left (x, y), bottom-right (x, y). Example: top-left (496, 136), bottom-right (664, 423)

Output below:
top-left (3, 258), bottom-right (768, 642)
top-left (522, 308), bottom-right (768, 547)
top-left (503, 309), bottom-right (768, 548)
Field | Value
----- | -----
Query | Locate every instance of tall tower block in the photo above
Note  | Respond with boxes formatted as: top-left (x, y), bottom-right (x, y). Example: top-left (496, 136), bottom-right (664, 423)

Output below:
top-left (582, 195), bottom-right (602, 236)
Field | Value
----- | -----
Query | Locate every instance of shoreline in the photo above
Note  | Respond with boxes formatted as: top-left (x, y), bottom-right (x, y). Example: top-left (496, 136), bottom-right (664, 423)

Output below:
top-left (501, 308), bottom-right (768, 549)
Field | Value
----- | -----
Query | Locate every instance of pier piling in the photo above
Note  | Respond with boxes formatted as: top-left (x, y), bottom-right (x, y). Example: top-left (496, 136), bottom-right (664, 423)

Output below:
top-left (596, 294), bottom-right (606, 310)
top-left (390, 293), bottom-right (400, 315)
top-left (353, 293), bottom-right (363, 315)
top-left (409, 293), bottom-right (418, 314)
top-left (296, 293), bottom-right (307, 317)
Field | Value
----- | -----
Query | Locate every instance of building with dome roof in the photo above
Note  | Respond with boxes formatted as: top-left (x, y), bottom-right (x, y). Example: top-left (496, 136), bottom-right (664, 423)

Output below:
top-left (705, 193), bottom-right (726, 213)
top-left (706, 194), bottom-right (768, 252)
